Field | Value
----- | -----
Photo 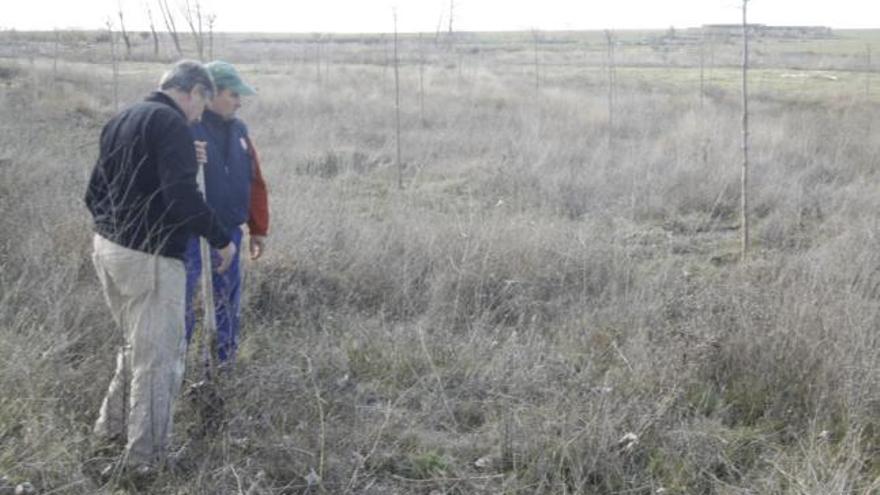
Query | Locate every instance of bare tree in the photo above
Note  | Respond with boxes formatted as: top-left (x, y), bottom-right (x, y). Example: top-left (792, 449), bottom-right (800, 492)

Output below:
top-left (699, 28), bottom-right (706, 109)
top-left (315, 34), bottom-right (323, 85)
top-left (324, 35), bottom-right (333, 85)
top-left (532, 29), bottom-right (541, 97)
top-left (418, 33), bottom-right (426, 125)
top-left (180, 0), bottom-right (205, 60)
top-left (448, 0), bottom-right (454, 36)
top-left (145, 2), bottom-right (160, 57)
top-left (106, 18), bottom-right (120, 111)
top-left (434, 7), bottom-right (444, 45)
top-left (457, 46), bottom-right (463, 85)
top-left (699, 28), bottom-right (710, 168)
top-left (381, 34), bottom-right (388, 93)
top-left (393, 9), bottom-right (403, 189)
top-left (740, 0), bottom-right (751, 261)
top-left (207, 13), bottom-right (216, 60)
top-left (605, 30), bottom-right (617, 156)
top-left (446, 0), bottom-right (457, 52)
top-left (117, 1), bottom-right (132, 59)
top-left (53, 29), bottom-right (59, 82)
top-left (866, 44), bottom-right (872, 100)
top-left (157, 0), bottom-right (183, 56)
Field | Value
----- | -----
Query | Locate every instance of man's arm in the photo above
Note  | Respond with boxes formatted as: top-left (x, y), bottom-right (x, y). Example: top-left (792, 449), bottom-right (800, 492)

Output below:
top-left (245, 135), bottom-right (269, 260)
top-left (84, 123), bottom-right (112, 217)
top-left (152, 113), bottom-right (234, 258)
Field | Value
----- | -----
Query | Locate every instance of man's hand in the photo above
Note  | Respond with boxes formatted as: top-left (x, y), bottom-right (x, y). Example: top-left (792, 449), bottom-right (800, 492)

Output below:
top-left (249, 235), bottom-right (266, 261)
top-left (194, 140), bottom-right (208, 167)
top-left (215, 242), bottom-right (236, 273)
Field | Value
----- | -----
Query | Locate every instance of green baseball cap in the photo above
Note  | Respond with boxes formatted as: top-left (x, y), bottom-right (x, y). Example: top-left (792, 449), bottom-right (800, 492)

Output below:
top-left (205, 60), bottom-right (256, 96)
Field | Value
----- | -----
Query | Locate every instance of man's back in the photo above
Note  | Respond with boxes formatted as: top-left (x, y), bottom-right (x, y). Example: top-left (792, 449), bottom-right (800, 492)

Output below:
top-left (86, 91), bottom-right (228, 259)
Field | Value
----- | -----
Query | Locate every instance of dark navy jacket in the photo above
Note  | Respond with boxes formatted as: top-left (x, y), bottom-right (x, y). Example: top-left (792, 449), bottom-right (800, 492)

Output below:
top-left (191, 109), bottom-right (253, 232)
top-left (85, 92), bottom-right (232, 260)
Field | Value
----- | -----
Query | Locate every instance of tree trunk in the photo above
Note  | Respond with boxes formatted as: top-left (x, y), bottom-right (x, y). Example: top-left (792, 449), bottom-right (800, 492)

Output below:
top-left (448, 0), bottom-right (454, 36)
top-left (208, 15), bottom-right (215, 60)
top-left (158, 0), bottom-right (183, 56)
top-left (118, 9), bottom-right (132, 59)
top-left (146, 3), bottom-right (160, 57)
top-left (533, 30), bottom-right (540, 97)
top-left (740, 0), bottom-right (751, 261)
top-left (867, 44), bottom-right (872, 100)
top-left (418, 33), bottom-right (426, 125)
top-left (393, 10), bottom-right (403, 189)
top-left (53, 29), bottom-right (59, 82)
top-left (699, 29), bottom-right (705, 109)
top-left (107, 19), bottom-right (119, 111)
top-left (316, 37), bottom-right (322, 85)
top-left (182, 0), bottom-right (205, 60)
top-left (605, 30), bottom-right (616, 160)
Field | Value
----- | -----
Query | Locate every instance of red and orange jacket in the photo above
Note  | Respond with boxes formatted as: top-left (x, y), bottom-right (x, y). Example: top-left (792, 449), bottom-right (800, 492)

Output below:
top-left (245, 136), bottom-right (269, 237)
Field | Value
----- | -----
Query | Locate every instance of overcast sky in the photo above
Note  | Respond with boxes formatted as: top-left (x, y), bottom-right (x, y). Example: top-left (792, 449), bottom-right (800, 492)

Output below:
top-left (6, 0), bottom-right (880, 33)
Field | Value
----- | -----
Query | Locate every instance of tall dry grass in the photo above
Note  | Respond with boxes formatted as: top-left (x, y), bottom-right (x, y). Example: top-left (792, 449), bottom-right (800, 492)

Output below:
top-left (2, 30), bottom-right (880, 494)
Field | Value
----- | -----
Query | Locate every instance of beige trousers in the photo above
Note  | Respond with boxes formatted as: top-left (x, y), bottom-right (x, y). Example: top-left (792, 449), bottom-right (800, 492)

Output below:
top-left (91, 234), bottom-right (187, 467)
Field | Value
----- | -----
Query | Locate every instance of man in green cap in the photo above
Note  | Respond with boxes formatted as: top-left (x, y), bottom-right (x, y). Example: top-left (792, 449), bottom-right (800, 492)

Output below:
top-left (185, 60), bottom-right (270, 365)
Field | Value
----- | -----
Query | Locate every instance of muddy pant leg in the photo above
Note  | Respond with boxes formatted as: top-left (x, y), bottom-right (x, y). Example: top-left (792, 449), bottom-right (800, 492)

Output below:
top-left (93, 348), bottom-right (129, 443)
top-left (90, 235), bottom-right (187, 467)
top-left (125, 256), bottom-right (186, 466)
top-left (92, 236), bottom-right (134, 443)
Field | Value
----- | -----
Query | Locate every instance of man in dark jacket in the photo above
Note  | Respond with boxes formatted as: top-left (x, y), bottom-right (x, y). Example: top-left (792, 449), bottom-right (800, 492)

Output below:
top-left (185, 60), bottom-right (270, 365)
top-left (84, 60), bottom-right (235, 482)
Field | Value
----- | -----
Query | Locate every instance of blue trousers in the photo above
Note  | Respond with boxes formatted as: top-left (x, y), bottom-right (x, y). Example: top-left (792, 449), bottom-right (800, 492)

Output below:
top-left (184, 227), bottom-right (243, 363)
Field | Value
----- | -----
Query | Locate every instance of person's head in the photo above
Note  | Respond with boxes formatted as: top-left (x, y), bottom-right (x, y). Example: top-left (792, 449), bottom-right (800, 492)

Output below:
top-left (204, 60), bottom-right (256, 120)
top-left (158, 60), bottom-right (215, 123)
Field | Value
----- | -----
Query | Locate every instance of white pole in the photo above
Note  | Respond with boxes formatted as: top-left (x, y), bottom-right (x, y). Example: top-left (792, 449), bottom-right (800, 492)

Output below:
top-left (196, 148), bottom-right (217, 378)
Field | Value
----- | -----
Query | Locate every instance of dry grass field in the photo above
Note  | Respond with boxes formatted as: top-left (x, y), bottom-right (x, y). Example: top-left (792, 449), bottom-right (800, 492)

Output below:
top-left (3, 26), bottom-right (880, 494)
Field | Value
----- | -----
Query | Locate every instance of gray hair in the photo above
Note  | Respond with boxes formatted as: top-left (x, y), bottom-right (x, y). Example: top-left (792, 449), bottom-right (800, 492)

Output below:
top-left (158, 60), bottom-right (215, 99)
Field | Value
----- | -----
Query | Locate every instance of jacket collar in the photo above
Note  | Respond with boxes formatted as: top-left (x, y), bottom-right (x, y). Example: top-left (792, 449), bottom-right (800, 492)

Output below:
top-left (201, 108), bottom-right (232, 128)
top-left (146, 91), bottom-right (187, 121)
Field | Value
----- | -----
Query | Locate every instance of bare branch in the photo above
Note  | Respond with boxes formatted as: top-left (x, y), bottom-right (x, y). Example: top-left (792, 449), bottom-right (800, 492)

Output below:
top-left (145, 2), bottom-right (160, 56)
top-left (117, 1), bottom-right (132, 59)
top-left (207, 13), bottom-right (216, 60)
top-left (179, 0), bottom-right (207, 60)
top-left (156, 0), bottom-right (183, 56)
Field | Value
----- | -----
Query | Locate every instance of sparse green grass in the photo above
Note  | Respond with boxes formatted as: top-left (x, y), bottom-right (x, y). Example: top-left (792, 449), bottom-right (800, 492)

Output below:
top-left (2, 28), bottom-right (880, 494)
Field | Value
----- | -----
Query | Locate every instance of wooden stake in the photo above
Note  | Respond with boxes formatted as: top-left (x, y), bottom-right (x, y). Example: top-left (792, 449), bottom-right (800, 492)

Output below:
top-left (605, 30), bottom-right (616, 160)
top-left (106, 18), bottom-right (119, 111)
top-left (533, 29), bottom-right (540, 98)
top-left (867, 44), bottom-right (872, 100)
top-left (699, 28), bottom-right (706, 109)
top-left (393, 9), bottom-right (403, 189)
top-left (740, 0), bottom-right (751, 262)
top-left (418, 33), bottom-right (426, 125)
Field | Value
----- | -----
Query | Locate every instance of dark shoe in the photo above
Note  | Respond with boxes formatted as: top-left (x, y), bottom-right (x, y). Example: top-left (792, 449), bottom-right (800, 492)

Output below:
top-left (0, 476), bottom-right (15, 495)
top-left (186, 379), bottom-right (226, 436)
top-left (118, 463), bottom-right (158, 491)
top-left (83, 457), bottom-right (117, 486)
top-left (89, 435), bottom-right (124, 456)
top-left (83, 438), bottom-right (122, 486)
top-left (85, 457), bottom-right (158, 491)
top-left (165, 441), bottom-right (198, 475)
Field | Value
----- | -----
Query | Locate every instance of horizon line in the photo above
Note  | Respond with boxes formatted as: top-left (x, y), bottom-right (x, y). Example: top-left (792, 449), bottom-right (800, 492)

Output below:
top-left (3, 24), bottom-right (879, 36)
